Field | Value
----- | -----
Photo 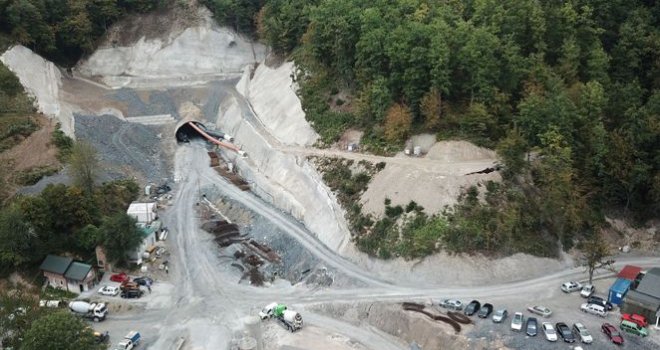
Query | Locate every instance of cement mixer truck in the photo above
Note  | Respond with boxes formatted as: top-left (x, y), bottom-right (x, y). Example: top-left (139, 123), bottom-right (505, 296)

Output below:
top-left (259, 303), bottom-right (303, 332)
top-left (69, 301), bottom-right (108, 322)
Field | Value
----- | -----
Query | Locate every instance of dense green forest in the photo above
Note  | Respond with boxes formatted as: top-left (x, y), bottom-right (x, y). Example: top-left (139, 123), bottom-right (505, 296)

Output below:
top-left (0, 0), bottom-right (166, 65)
top-left (205, 0), bottom-right (659, 258)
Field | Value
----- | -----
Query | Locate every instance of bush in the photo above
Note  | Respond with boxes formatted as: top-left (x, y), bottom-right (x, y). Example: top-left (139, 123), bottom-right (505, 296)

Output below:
top-left (51, 124), bottom-right (73, 162)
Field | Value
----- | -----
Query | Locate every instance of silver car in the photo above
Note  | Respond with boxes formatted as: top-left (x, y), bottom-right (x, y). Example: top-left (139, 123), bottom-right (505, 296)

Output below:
top-left (511, 312), bottom-right (524, 331)
top-left (573, 323), bottom-right (593, 344)
top-left (438, 299), bottom-right (463, 311)
top-left (542, 322), bottom-right (558, 342)
top-left (492, 309), bottom-right (508, 323)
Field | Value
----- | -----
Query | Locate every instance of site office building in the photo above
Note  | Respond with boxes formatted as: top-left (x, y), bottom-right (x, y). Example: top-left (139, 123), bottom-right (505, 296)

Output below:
top-left (126, 202), bottom-right (160, 265)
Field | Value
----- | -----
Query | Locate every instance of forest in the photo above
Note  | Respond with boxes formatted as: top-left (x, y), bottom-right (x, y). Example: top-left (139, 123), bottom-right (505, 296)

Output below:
top-left (205, 0), bottom-right (659, 258)
top-left (0, 0), bottom-right (657, 260)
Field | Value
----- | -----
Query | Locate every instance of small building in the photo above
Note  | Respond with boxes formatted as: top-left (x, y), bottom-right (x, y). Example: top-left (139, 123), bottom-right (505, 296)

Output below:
top-left (64, 261), bottom-right (97, 293)
top-left (622, 267), bottom-right (660, 323)
top-left (608, 278), bottom-right (632, 305)
top-left (127, 202), bottom-right (157, 224)
top-left (617, 265), bottom-right (642, 281)
top-left (128, 224), bottom-right (158, 265)
top-left (39, 255), bottom-right (98, 293)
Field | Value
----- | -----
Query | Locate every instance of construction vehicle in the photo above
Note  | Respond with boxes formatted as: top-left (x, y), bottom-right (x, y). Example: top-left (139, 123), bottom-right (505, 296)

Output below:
top-left (114, 331), bottom-right (141, 350)
top-left (259, 303), bottom-right (303, 332)
top-left (93, 330), bottom-right (109, 344)
top-left (68, 301), bottom-right (108, 322)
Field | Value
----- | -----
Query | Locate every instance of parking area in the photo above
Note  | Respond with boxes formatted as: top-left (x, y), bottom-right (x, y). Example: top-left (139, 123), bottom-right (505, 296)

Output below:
top-left (457, 277), bottom-right (659, 349)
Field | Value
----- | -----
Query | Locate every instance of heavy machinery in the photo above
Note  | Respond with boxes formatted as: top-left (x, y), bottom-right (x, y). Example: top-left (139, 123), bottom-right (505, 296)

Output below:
top-left (68, 301), bottom-right (108, 322)
top-left (259, 303), bottom-right (303, 332)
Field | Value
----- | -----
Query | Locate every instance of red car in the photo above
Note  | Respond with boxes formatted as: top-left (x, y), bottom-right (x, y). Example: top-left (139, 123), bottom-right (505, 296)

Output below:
top-left (110, 272), bottom-right (128, 283)
top-left (602, 323), bottom-right (624, 345)
top-left (622, 313), bottom-right (648, 328)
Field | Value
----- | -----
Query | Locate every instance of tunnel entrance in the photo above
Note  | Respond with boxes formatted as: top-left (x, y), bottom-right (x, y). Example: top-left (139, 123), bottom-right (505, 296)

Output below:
top-left (176, 121), bottom-right (206, 143)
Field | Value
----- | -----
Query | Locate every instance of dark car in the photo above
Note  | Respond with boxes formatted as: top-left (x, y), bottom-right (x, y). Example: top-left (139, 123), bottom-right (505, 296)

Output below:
top-left (587, 296), bottom-right (613, 311)
top-left (556, 322), bottom-right (575, 343)
top-left (602, 323), bottom-right (624, 345)
top-left (120, 289), bottom-right (143, 299)
top-left (464, 300), bottom-right (481, 316)
top-left (526, 317), bottom-right (538, 336)
top-left (478, 303), bottom-right (493, 318)
top-left (133, 276), bottom-right (154, 286)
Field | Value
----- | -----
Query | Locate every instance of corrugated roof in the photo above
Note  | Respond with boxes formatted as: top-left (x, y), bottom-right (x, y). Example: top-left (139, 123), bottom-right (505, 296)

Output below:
top-left (39, 255), bottom-right (73, 275)
top-left (610, 278), bottom-right (632, 293)
top-left (64, 261), bottom-right (92, 281)
top-left (636, 269), bottom-right (660, 299)
top-left (617, 265), bottom-right (642, 280)
top-left (626, 290), bottom-right (660, 310)
top-left (140, 225), bottom-right (157, 238)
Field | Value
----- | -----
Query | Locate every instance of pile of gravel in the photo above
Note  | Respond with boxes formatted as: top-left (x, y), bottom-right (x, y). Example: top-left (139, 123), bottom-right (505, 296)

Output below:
top-left (75, 113), bottom-right (169, 183)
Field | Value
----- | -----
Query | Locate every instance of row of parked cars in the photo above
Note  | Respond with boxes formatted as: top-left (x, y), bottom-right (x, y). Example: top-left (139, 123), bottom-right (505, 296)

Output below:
top-left (437, 292), bottom-right (649, 346)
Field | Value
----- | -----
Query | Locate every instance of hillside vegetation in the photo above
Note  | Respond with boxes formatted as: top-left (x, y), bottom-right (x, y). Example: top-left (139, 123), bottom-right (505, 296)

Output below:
top-left (206, 0), bottom-right (659, 258)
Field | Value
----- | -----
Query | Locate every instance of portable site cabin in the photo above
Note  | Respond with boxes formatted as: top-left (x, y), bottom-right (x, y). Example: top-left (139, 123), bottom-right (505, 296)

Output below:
top-left (127, 202), bottom-right (157, 224)
top-left (609, 278), bottom-right (632, 305)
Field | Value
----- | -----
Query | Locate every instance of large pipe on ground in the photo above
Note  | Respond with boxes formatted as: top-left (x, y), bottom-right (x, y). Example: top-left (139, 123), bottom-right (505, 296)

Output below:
top-left (175, 118), bottom-right (245, 157)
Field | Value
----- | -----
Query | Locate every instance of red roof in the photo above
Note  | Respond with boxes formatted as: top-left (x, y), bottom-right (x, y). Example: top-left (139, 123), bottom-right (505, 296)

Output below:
top-left (617, 265), bottom-right (642, 281)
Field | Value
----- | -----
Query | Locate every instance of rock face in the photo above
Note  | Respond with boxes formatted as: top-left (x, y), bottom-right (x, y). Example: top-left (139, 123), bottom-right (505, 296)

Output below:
top-left (236, 62), bottom-right (319, 147)
top-left (217, 95), bottom-right (349, 253)
top-left (78, 13), bottom-right (266, 89)
top-left (0, 46), bottom-right (74, 137)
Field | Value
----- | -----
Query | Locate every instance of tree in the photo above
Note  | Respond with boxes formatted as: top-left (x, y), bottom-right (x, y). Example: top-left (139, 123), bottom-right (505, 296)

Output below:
top-left (0, 205), bottom-right (37, 269)
top-left (0, 290), bottom-right (42, 349)
top-left (420, 88), bottom-right (441, 130)
top-left (21, 311), bottom-right (102, 350)
top-left (580, 233), bottom-right (613, 284)
top-left (496, 127), bottom-right (528, 179)
top-left (384, 103), bottom-right (412, 143)
top-left (68, 141), bottom-right (98, 195)
top-left (100, 213), bottom-right (143, 266)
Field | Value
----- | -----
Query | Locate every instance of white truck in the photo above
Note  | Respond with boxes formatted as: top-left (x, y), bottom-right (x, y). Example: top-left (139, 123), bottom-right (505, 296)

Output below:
top-left (259, 303), bottom-right (303, 332)
top-left (68, 301), bottom-right (107, 322)
top-left (114, 331), bottom-right (141, 350)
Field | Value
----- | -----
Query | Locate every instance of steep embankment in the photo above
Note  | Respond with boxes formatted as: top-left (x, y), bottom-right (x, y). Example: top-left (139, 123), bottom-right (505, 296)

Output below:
top-left (0, 46), bottom-right (75, 137)
top-left (78, 6), bottom-right (266, 89)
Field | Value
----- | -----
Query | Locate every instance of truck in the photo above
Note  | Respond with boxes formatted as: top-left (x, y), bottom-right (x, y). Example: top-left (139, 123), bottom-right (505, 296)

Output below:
top-left (69, 301), bottom-right (108, 322)
top-left (114, 331), bottom-right (141, 350)
top-left (259, 303), bottom-right (303, 332)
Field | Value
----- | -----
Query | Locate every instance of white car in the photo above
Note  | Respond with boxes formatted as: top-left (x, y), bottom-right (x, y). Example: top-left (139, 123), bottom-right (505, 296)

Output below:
top-left (572, 322), bottom-right (593, 344)
top-left (510, 312), bottom-right (524, 331)
top-left (561, 281), bottom-right (582, 293)
top-left (527, 305), bottom-right (552, 317)
top-left (438, 299), bottom-right (463, 311)
top-left (580, 284), bottom-right (595, 297)
top-left (97, 285), bottom-right (119, 296)
top-left (542, 322), bottom-right (558, 342)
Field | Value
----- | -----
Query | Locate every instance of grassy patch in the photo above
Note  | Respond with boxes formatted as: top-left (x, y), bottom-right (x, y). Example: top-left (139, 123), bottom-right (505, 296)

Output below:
top-left (0, 115), bottom-right (38, 152)
top-left (41, 286), bottom-right (78, 300)
top-left (16, 166), bottom-right (59, 186)
top-left (51, 124), bottom-right (73, 162)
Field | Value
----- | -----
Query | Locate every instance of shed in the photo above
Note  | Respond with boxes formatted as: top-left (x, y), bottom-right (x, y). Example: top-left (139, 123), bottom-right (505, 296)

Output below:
top-left (635, 267), bottom-right (660, 298)
top-left (127, 202), bottom-right (157, 224)
top-left (608, 278), bottom-right (632, 305)
top-left (64, 261), bottom-right (96, 293)
top-left (622, 290), bottom-right (660, 322)
top-left (617, 265), bottom-right (642, 281)
top-left (39, 255), bottom-right (73, 275)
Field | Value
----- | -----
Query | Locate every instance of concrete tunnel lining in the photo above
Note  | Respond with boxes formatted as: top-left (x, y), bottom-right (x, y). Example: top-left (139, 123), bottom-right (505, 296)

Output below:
top-left (175, 120), bottom-right (245, 156)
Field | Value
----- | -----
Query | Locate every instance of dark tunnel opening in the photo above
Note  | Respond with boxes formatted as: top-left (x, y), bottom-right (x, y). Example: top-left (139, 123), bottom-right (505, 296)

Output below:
top-left (175, 122), bottom-right (206, 143)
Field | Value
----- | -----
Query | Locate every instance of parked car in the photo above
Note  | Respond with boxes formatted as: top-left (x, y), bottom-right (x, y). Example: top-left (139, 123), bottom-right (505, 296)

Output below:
top-left (110, 272), bottom-right (129, 283)
top-left (133, 276), bottom-right (154, 286)
top-left (478, 303), bottom-right (493, 318)
top-left (581, 303), bottom-right (607, 317)
top-left (580, 284), bottom-right (595, 298)
top-left (620, 320), bottom-right (648, 337)
top-left (527, 305), bottom-right (552, 317)
top-left (526, 317), bottom-right (538, 336)
top-left (438, 299), bottom-right (463, 311)
top-left (542, 322), bottom-right (558, 342)
top-left (511, 312), bottom-right (524, 331)
top-left (98, 285), bottom-right (119, 296)
top-left (561, 281), bottom-right (582, 293)
top-left (492, 309), bottom-right (508, 323)
top-left (556, 322), bottom-right (576, 343)
top-left (601, 323), bottom-right (624, 345)
top-left (621, 313), bottom-right (648, 328)
top-left (572, 323), bottom-right (593, 344)
top-left (120, 289), bottom-right (143, 299)
top-left (464, 300), bottom-right (481, 316)
top-left (587, 295), bottom-right (613, 310)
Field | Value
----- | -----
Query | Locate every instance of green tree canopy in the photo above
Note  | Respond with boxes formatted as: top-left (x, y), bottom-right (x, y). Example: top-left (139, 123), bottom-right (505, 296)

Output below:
top-left (21, 311), bottom-right (102, 350)
top-left (100, 212), bottom-right (143, 266)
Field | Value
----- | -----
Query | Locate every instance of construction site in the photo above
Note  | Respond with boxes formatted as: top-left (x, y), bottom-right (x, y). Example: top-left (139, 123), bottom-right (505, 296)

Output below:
top-left (1, 3), bottom-right (659, 350)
